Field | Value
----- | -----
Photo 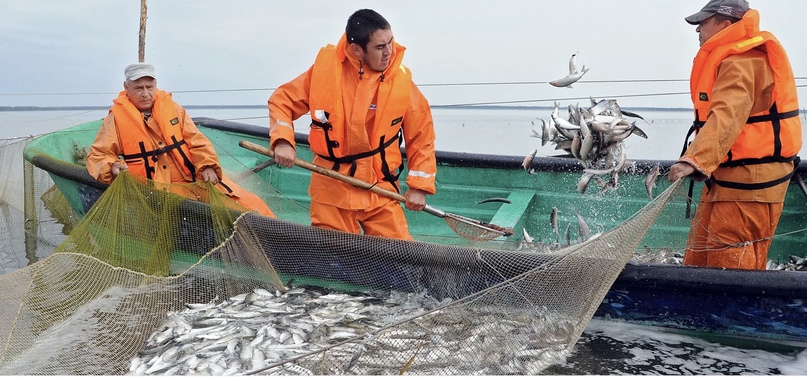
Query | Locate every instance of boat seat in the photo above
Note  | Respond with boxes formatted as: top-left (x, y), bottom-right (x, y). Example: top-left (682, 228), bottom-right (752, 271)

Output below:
top-left (489, 189), bottom-right (534, 239)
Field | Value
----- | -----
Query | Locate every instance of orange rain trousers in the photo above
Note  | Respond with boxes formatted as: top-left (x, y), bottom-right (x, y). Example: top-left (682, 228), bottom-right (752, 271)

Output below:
top-left (683, 200), bottom-right (783, 270)
top-left (309, 198), bottom-right (412, 240)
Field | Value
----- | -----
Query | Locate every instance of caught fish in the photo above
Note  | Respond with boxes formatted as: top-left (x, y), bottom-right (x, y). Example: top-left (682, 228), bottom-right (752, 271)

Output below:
top-left (477, 197), bottom-right (512, 205)
top-left (522, 228), bottom-right (535, 243)
top-left (645, 163), bottom-right (660, 199)
top-left (527, 98), bottom-right (649, 195)
top-left (549, 52), bottom-right (590, 88)
top-left (564, 223), bottom-right (571, 246)
top-left (575, 210), bottom-right (590, 241)
top-left (522, 149), bottom-right (538, 175)
top-left (530, 119), bottom-right (551, 146)
top-left (550, 207), bottom-right (559, 238)
top-left (577, 172), bottom-right (595, 194)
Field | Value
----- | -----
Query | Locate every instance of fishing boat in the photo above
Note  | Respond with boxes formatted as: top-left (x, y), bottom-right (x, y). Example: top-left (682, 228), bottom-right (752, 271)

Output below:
top-left (21, 117), bottom-right (807, 346)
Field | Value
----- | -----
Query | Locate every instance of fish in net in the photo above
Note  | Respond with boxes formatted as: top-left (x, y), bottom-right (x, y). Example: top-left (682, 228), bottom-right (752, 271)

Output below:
top-left (0, 154), bottom-right (683, 375)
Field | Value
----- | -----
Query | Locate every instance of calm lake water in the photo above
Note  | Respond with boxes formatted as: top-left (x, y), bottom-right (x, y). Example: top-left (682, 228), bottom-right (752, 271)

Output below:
top-left (2, 107), bottom-right (807, 374)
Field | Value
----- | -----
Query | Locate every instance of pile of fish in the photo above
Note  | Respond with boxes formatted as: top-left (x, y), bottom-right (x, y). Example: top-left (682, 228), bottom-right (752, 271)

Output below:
top-left (628, 250), bottom-right (807, 269)
top-left (524, 98), bottom-right (649, 195)
top-left (767, 255), bottom-right (807, 271)
top-left (129, 286), bottom-right (573, 375)
top-left (631, 247), bottom-right (683, 265)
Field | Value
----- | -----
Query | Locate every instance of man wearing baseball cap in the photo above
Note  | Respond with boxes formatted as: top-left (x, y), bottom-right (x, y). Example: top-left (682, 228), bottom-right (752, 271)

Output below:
top-left (684, 0), bottom-right (749, 26)
top-left (86, 63), bottom-right (275, 217)
top-left (669, 1), bottom-right (802, 270)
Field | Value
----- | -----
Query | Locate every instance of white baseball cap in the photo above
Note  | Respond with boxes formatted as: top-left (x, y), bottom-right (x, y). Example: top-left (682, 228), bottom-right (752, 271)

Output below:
top-left (124, 63), bottom-right (156, 81)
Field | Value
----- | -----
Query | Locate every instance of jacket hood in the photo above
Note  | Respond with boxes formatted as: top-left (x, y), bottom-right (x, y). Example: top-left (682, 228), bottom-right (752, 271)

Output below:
top-left (334, 32), bottom-right (406, 79)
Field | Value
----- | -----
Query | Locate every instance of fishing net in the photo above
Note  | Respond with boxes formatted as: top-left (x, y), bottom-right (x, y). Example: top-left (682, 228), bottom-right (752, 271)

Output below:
top-left (0, 136), bottom-right (31, 212)
top-left (0, 136), bottom-right (70, 274)
top-left (0, 141), bottom-right (683, 376)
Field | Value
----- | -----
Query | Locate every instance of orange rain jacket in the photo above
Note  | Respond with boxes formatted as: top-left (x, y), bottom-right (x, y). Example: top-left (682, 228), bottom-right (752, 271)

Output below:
top-left (680, 9), bottom-right (802, 269)
top-left (87, 90), bottom-right (274, 217)
top-left (268, 34), bottom-right (437, 214)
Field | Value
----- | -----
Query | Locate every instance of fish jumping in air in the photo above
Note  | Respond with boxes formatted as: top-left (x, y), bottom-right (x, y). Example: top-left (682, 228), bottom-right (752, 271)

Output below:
top-left (549, 52), bottom-right (590, 88)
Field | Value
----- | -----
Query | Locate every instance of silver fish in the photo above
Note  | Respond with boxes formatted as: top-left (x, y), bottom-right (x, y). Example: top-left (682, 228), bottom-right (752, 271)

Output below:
top-left (577, 172), bottom-right (595, 194)
top-left (549, 66), bottom-right (590, 88)
top-left (522, 149), bottom-right (538, 174)
top-left (575, 210), bottom-right (591, 241)
top-left (522, 228), bottom-right (535, 243)
top-left (477, 197), bottom-right (512, 205)
top-left (550, 206), bottom-right (559, 237)
top-left (541, 118), bottom-right (553, 146)
top-left (550, 53), bottom-right (590, 88)
top-left (631, 123), bottom-right (649, 139)
top-left (645, 163), bottom-right (660, 199)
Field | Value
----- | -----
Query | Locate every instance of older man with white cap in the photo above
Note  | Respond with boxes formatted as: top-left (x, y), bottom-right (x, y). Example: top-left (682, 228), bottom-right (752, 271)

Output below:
top-left (86, 63), bottom-right (275, 217)
top-left (668, 1), bottom-right (802, 270)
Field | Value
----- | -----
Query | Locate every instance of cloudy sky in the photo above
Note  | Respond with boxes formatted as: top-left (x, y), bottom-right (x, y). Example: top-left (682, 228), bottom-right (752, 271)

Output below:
top-left (1, 0), bottom-right (805, 109)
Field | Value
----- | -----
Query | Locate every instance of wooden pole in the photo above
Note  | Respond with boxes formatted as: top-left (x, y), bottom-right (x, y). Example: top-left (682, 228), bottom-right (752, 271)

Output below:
top-left (138, 0), bottom-right (147, 62)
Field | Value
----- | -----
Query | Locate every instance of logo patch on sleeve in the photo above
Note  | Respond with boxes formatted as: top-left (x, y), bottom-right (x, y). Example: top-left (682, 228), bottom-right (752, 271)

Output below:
top-left (170, 118), bottom-right (179, 125)
top-left (390, 116), bottom-right (403, 126)
top-left (698, 93), bottom-right (709, 101)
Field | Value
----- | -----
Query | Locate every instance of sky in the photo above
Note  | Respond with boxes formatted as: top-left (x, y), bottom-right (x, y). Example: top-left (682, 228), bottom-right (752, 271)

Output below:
top-left (1, 0), bottom-right (805, 110)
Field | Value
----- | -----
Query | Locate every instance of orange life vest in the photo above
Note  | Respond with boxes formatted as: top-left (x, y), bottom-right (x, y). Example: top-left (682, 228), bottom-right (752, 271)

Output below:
top-left (307, 43), bottom-right (412, 191)
top-left (111, 90), bottom-right (196, 181)
top-left (689, 10), bottom-right (801, 170)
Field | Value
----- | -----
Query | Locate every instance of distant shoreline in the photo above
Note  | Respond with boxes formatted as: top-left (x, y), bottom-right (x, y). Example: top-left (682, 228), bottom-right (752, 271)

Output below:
top-left (0, 104), bottom-right (694, 112)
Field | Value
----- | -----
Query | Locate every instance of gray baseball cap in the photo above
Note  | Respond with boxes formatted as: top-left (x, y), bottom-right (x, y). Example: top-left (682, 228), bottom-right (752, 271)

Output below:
top-left (685, 0), bottom-right (749, 25)
top-left (124, 63), bottom-right (156, 81)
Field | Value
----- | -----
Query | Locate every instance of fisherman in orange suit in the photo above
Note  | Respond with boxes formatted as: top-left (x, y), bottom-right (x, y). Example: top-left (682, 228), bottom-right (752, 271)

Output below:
top-left (668, 0), bottom-right (802, 270)
top-left (87, 63), bottom-right (274, 217)
top-left (268, 9), bottom-right (437, 240)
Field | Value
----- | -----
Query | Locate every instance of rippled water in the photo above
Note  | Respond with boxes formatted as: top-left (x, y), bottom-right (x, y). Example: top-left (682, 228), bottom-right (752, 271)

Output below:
top-left (548, 319), bottom-right (807, 375)
top-left (2, 107), bottom-right (807, 374)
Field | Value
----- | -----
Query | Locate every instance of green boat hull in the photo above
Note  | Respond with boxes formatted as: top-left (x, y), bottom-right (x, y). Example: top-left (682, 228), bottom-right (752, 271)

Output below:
top-left (23, 118), bottom-right (807, 261)
top-left (21, 118), bottom-right (807, 344)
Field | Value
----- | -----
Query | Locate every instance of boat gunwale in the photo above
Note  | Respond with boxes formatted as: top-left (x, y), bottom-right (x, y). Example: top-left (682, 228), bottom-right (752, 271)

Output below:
top-left (193, 117), bottom-right (807, 175)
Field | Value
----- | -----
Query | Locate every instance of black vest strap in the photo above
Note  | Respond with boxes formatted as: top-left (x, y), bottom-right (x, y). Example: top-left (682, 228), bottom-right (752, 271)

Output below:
top-left (217, 180), bottom-right (233, 194)
top-left (313, 114), bottom-right (403, 189)
top-left (708, 156), bottom-right (800, 191)
top-left (120, 138), bottom-right (194, 181)
top-left (377, 132), bottom-right (403, 192)
top-left (317, 132), bottom-right (401, 177)
top-left (708, 169), bottom-right (795, 190)
top-left (135, 141), bottom-right (155, 180)
top-left (680, 109), bottom-right (705, 158)
top-left (171, 135), bottom-right (196, 182)
top-left (720, 102), bottom-right (800, 167)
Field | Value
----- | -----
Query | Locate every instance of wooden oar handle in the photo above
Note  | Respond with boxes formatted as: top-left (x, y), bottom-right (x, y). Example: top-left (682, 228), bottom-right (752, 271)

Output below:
top-left (238, 140), bottom-right (408, 203)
